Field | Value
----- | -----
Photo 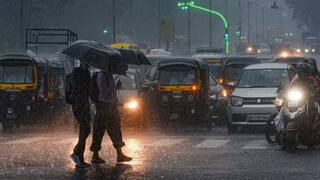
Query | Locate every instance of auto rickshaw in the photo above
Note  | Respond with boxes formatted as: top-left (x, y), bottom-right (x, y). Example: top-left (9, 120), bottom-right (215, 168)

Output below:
top-left (156, 58), bottom-right (218, 130)
top-left (0, 54), bottom-right (66, 131)
top-left (110, 43), bottom-right (139, 49)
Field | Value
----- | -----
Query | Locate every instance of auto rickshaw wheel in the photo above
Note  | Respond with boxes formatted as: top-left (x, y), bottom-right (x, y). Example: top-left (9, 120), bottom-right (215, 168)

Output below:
top-left (2, 119), bottom-right (14, 133)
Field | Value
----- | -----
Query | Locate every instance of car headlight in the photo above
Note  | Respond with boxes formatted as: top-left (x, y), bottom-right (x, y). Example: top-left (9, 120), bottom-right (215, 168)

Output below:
top-left (162, 95), bottom-right (168, 102)
top-left (287, 89), bottom-right (303, 102)
top-left (124, 100), bottom-right (139, 110)
top-left (231, 96), bottom-right (243, 106)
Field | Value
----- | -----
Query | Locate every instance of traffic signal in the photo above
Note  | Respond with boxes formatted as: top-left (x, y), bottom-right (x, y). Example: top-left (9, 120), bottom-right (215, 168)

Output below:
top-left (103, 29), bottom-right (108, 34)
top-left (224, 33), bottom-right (229, 41)
top-left (236, 31), bottom-right (241, 36)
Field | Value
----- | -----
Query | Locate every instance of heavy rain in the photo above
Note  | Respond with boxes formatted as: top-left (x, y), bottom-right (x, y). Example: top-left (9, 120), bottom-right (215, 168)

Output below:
top-left (1, 0), bottom-right (320, 179)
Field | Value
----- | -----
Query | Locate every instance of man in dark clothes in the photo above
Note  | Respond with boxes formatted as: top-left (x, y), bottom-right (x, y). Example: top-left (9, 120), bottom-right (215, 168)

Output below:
top-left (70, 63), bottom-right (91, 167)
top-left (90, 71), bottom-right (132, 163)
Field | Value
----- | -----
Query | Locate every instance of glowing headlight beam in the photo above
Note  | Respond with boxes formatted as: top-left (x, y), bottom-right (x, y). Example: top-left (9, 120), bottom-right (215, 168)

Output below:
top-left (125, 100), bottom-right (139, 110)
top-left (287, 89), bottom-right (303, 102)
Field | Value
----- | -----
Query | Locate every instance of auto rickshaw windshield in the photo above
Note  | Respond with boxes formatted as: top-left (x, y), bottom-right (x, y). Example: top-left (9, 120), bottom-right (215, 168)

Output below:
top-left (119, 74), bottom-right (137, 90)
top-left (225, 64), bottom-right (247, 82)
top-left (208, 64), bottom-right (222, 79)
top-left (0, 62), bottom-right (34, 84)
top-left (159, 65), bottom-right (197, 86)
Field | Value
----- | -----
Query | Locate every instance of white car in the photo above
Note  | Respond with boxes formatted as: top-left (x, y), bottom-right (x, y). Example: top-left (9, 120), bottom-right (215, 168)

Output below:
top-left (227, 63), bottom-right (296, 133)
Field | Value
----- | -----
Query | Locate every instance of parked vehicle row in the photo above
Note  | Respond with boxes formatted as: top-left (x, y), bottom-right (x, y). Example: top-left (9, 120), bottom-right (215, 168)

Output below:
top-left (0, 54), bottom-right (67, 131)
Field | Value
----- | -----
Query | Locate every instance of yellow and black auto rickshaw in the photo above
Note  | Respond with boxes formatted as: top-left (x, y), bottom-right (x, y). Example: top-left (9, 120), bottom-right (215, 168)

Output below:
top-left (0, 54), bottom-right (65, 131)
top-left (156, 58), bottom-right (219, 130)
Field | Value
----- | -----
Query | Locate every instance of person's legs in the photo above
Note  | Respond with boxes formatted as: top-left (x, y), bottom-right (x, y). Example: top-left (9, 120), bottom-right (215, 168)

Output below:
top-left (90, 103), bottom-right (107, 163)
top-left (105, 105), bottom-right (132, 162)
top-left (71, 104), bottom-right (91, 166)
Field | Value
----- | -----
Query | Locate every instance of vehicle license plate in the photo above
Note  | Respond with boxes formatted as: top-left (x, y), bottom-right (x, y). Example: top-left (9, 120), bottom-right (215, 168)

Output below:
top-left (247, 115), bottom-right (269, 121)
top-left (173, 90), bottom-right (182, 94)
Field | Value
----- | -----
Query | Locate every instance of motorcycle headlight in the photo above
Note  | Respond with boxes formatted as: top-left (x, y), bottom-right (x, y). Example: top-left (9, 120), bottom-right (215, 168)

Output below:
top-left (162, 95), bottom-right (168, 102)
top-left (231, 96), bottom-right (243, 107)
top-left (124, 100), bottom-right (139, 110)
top-left (7, 107), bottom-right (13, 114)
top-left (287, 89), bottom-right (303, 102)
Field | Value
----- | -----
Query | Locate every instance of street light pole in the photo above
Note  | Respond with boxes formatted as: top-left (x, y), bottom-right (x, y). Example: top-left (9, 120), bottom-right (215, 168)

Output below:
top-left (112, 0), bottom-right (116, 43)
top-left (238, 0), bottom-right (242, 45)
top-left (158, 0), bottom-right (161, 48)
top-left (209, 0), bottom-right (213, 47)
top-left (255, 4), bottom-right (258, 44)
top-left (247, 2), bottom-right (252, 44)
top-left (188, 8), bottom-right (191, 51)
top-left (262, 7), bottom-right (265, 42)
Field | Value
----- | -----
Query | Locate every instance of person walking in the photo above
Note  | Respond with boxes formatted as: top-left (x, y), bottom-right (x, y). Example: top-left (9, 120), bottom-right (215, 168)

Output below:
top-left (90, 71), bottom-right (132, 163)
top-left (69, 63), bottom-right (91, 168)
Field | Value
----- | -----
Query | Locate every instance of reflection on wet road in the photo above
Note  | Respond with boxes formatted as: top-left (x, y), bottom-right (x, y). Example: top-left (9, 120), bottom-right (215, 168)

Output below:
top-left (1, 127), bottom-right (320, 179)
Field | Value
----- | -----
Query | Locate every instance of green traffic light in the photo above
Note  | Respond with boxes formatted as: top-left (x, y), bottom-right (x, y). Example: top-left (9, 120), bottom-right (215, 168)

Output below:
top-left (103, 29), bottom-right (108, 34)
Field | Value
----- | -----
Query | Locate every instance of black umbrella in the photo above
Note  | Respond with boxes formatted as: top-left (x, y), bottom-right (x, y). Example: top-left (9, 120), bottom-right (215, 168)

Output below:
top-left (62, 40), bottom-right (127, 75)
top-left (115, 48), bottom-right (151, 65)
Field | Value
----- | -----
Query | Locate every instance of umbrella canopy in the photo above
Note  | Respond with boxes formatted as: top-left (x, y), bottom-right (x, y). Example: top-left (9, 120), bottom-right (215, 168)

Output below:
top-left (115, 48), bottom-right (151, 65)
top-left (62, 40), bottom-right (127, 75)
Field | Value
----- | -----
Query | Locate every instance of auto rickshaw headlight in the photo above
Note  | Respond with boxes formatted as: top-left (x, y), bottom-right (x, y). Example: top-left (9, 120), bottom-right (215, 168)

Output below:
top-left (7, 107), bottom-right (14, 114)
top-left (162, 95), bottom-right (169, 102)
top-left (26, 105), bottom-right (31, 111)
top-left (187, 94), bottom-right (194, 102)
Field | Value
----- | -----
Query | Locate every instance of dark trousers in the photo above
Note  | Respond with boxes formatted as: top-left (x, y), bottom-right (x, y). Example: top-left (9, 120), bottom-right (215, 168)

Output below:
top-left (72, 103), bottom-right (91, 159)
top-left (90, 103), bottom-right (125, 152)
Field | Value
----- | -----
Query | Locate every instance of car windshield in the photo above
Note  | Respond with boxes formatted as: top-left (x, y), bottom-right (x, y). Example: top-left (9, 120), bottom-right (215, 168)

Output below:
top-left (119, 74), bottom-right (137, 90)
top-left (209, 64), bottom-right (222, 78)
top-left (238, 69), bottom-right (290, 88)
top-left (225, 64), bottom-right (248, 82)
top-left (0, 63), bottom-right (34, 83)
top-left (159, 65), bottom-right (196, 85)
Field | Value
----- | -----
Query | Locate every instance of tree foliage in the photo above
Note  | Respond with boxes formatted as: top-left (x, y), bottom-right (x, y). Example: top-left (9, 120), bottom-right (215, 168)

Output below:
top-left (285, 0), bottom-right (320, 32)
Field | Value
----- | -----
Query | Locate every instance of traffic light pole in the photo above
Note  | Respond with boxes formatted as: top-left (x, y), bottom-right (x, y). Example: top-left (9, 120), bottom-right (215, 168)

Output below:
top-left (178, 1), bottom-right (230, 54)
top-left (112, 0), bottom-right (116, 43)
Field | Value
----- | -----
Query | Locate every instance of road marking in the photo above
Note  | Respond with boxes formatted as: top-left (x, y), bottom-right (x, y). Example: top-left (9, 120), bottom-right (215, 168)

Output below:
top-left (53, 138), bottom-right (77, 145)
top-left (148, 138), bottom-right (187, 147)
top-left (242, 140), bottom-right (270, 150)
top-left (3, 137), bottom-right (49, 145)
top-left (194, 139), bottom-right (229, 148)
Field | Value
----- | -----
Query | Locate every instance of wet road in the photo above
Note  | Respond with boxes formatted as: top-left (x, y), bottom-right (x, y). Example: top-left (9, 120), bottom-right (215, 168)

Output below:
top-left (1, 126), bottom-right (320, 180)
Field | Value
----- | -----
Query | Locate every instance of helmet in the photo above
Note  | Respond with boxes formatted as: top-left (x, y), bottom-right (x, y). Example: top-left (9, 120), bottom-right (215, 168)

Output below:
top-left (296, 62), bottom-right (310, 76)
top-left (305, 59), bottom-right (317, 73)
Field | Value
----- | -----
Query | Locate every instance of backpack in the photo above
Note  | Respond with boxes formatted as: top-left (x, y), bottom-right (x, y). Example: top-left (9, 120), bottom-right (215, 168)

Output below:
top-left (65, 73), bottom-right (74, 104)
top-left (90, 72), bottom-right (100, 103)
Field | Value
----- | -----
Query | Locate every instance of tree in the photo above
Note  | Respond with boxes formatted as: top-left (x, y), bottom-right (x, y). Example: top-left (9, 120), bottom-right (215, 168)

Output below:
top-left (285, 0), bottom-right (320, 32)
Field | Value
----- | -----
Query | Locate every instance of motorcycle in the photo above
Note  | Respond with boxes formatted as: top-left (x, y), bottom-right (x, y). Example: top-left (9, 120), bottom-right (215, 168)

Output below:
top-left (265, 87), bottom-right (318, 151)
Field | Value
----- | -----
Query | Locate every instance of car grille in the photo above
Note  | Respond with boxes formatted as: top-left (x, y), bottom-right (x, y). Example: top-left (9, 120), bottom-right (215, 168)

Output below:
top-left (242, 97), bottom-right (275, 105)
